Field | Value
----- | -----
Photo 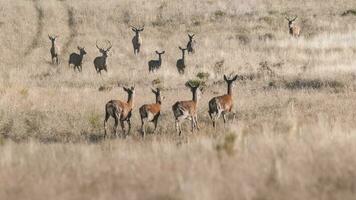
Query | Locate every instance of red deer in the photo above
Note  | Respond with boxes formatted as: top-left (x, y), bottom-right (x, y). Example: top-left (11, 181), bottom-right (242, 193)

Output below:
top-left (148, 51), bottom-right (165, 72)
top-left (285, 16), bottom-right (301, 37)
top-left (186, 34), bottom-right (195, 54)
top-left (172, 83), bottom-right (202, 135)
top-left (131, 25), bottom-right (144, 55)
top-left (94, 40), bottom-right (112, 74)
top-left (69, 46), bottom-right (87, 72)
top-left (104, 85), bottom-right (135, 137)
top-left (208, 75), bottom-right (239, 127)
top-left (139, 88), bottom-right (162, 138)
top-left (48, 35), bottom-right (59, 65)
top-left (176, 46), bottom-right (187, 74)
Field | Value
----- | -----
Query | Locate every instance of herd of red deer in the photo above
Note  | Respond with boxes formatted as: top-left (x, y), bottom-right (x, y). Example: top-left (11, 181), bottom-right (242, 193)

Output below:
top-left (48, 17), bottom-right (301, 138)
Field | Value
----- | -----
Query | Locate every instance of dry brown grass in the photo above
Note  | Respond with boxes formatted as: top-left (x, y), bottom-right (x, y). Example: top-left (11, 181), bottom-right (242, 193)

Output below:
top-left (1, 0), bottom-right (356, 199)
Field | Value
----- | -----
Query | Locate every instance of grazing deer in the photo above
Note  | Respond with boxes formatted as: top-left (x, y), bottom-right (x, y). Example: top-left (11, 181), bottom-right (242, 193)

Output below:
top-left (285, 16), bottom-right (301, 37)
top-left (131, 25), bottom-right (144, 55)
top-left (69, 46), bottom-right (87, 72)
top-left (176, 46), bottom-right (187, 74)
top-left (208, 74), bottom-right (239, 127)
top-left (48, 35), bottom-right (59, 65)
top-left (94, 40), bottom-right (112, 74)
top-left (139, 88), bottom-right (163, 138)
top-left (186, 34), bottom-right (195, 54)
top-left (172, 83), bottom-right (202, 135)
top-left (104, 85), bottom-right (135, 138)
top-left (148, 51), bottom-right (165, 72)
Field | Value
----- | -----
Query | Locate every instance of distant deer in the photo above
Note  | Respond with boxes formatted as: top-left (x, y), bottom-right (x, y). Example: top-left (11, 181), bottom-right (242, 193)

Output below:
top-left (208, 75), bottom-right (239, 127)
top-left (176, 46), bottom-right (187, 74)
top-left (172, 83), bottom-right (202, 135)
top-left (131, 25), bottom-right (144, 55)
top-left (69, 46), bottom-right (87, 72)
top-left (148, 51), bottom-right (165, 72)
top-left (94, 40), bottom-right (112, 74)
top-left (186, 34), bottom-right (195, 54)
top-left (104, 85), bottom-right (135, 137)
top-left (139, 88), bottom-right (163, 138)
top-left (48, 35), bottom-right (59, 65)
top-left (285, 16), bottom-right (301, 37)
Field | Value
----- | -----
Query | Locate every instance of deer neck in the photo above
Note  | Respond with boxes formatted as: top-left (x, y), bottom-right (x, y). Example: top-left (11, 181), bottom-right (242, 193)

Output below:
top-left (127, 93), bottom-right (134, 108)
top-left (182, 51), bottom-right (185, 60)
top-left (156, 96), bottom-right (162, 104)
top-left (227, 84), bottom-right (233, 96)
top-left (192, 90), bottom-right (198, 103)
top-left (158, 55), bottom-right (162, 64)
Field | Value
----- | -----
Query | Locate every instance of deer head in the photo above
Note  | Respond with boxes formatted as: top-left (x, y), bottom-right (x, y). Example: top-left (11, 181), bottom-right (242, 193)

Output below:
top-left (96, 40), bottom-right (112, 57)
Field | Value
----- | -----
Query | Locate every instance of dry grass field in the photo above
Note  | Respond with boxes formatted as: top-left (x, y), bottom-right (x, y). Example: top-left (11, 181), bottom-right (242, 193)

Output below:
top-left (1, 0), bottom-right (356, 199)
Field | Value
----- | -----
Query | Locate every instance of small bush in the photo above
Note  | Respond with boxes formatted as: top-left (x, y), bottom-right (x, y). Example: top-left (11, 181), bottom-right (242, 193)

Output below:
top-left (88, 112), bottom-right (101, 130)
top-left (341, 9), bottom-right (356, 16)
top-left (185, 79), bottom-right (206, 88)
top-left (196, 72), bottom-right (210, 80)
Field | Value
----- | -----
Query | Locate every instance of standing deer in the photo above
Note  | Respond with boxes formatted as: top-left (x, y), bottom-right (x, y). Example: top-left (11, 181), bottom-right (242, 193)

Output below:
top-left (285, 16), bottom-right (301, 37)
top-left (131, 25), bottom-right (144, 55)
top-left (208, 74), bottom-right (239, 127)
top-left (172, 83), bottom-right (202, 135)
top-left (148, 51), bottom-right (165, 72)
top-left (139, 88), bottom-right (163, 138)
top-left (186, 34), bottom-right (195, 54)
top-left (94, 40), bottom-right (112, 74)
top-left (176, 46), bottom-right (187, 74)
top-left (104, 85), bottom-right (135, 138)
top-left (48, 35), bottom-right (59, 65)
top-left (69, 46), bottom-right (87, 72)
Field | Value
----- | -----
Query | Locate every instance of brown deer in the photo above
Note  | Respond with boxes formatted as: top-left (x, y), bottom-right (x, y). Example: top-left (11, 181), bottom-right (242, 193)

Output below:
top-left (104, 85), bottom-right (135, 138)
top-left (69, 46), bottom-right (87, 72)
top-left (186, 34), bottom-right (195, 54)
top-left (172, 82), bottom-right (202, 135)
top-left (176, 46), bottom-right (187, 74)
top-left (139, 88), bottom-right (163, 138)
top-left (48, 35), bottom-right (59, 65)
top-left (208, 74), bottom-right (239, 127)
top-left (285, 16), bottom-right (301, 37)
top-left (94, 40), bottom-right (112, 74)
top-left (131, 25), bottom-right (144, 55)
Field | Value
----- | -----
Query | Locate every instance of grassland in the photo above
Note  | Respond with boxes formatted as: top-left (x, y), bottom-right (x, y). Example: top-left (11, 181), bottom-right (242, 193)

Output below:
top-left (1, 0), bottom-right (356, 199)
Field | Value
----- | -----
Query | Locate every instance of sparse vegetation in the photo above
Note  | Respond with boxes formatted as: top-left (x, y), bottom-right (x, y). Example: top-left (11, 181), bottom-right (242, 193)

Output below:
top-left (1, 0), bottom-right (356, 199)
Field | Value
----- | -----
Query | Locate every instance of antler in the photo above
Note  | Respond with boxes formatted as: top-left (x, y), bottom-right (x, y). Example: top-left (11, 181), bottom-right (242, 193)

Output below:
top-left (105, 40), bottom-right (112, 51)
top-left (96, 40), bottom-right (103, 51)
top-left (291, 16), bottom-right (298, 21)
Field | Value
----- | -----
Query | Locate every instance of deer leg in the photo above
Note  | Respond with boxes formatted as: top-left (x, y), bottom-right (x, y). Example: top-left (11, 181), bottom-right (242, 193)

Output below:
top-left (120, 120), bottom-right (125, 136)
top-left (114, 116), bottom-right (119, 138)
top-left (103, 113), bottom-right (110, 138)
top-left (153, 118), bottom-right (159, 133)
top-left (141, 118), bottom-right (145, 138)
top-left (222, 112), bottom-right (227, 124)
top-left (194, 115), bottom-right (200, 131)
top-left (191, 117), bottom-right (195, 132)
top-left (175, 120), bottom-right (181, 136)
top-left (127, 119), bottom-right (131, 136)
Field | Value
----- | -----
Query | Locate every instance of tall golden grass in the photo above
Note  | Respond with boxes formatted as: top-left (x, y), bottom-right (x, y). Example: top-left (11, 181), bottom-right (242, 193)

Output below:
top-left (1, 0), bottom-right (356, 199)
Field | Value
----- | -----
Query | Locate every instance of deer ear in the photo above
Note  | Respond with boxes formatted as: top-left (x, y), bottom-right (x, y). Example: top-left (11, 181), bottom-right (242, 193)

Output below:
top-left (155, 51), bottom-right (159, 54)
top-left (232, 75), bottom-right (238, 81)
top-left (132, 28), bottom-right (136, 32)
top-left (161, 51), bottom-right (165, 54)
top-left (223, 75), bottom-right (228, 82)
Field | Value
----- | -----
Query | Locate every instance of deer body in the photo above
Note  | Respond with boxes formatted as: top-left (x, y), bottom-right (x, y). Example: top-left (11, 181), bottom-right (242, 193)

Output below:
top-left (148, 51), bottom-right (165, 72)
top-left (208, 75), bottom-right (239, 127)
top-left (286, 16), bottom-right (301, 37)
top-left (186, 34), bottom-right (195, 54)
top-left (94, 40), bottom-right (112, 74)
top-left (69, 47), bottom-right (86, 72)
top-left (139, 88), bottom-right (162, 137)
top-left (131, 26), bottom-right (144, 55)
top-left (176, 46), bottom-right (186, 74)
top-left (49, 35), bottom-right (59, 65)
top-left (172, 83), bottom-right (201, 135)
top-left (104, 86), bottom-right (135, 137)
